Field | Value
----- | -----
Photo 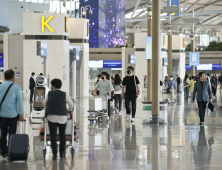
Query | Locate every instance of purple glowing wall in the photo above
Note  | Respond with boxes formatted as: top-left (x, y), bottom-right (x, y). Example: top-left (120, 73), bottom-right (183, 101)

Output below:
top-left (80, 0), bottom-right (125, 48)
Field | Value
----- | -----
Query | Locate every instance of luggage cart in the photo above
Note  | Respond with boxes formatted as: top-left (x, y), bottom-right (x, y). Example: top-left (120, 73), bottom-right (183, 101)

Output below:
top-left (40, 116), bottom-right (76, 160)
top-left (88, 94), bottom-right (109, 123)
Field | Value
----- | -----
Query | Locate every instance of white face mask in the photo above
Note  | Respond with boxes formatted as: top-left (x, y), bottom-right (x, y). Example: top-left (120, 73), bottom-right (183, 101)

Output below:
top-left (170, 78), bottom-right (173, 80)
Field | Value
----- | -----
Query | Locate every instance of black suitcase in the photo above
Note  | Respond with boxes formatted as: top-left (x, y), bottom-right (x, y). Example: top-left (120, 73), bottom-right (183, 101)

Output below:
top-left (8, 134), bottom-right (29, 161)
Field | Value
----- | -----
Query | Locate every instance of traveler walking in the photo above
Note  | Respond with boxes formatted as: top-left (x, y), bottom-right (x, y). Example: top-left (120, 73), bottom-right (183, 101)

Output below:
top-left (183, 74), bottom-right (190, 101)
top-left (113, 74), bottom-right (122, 115)
top-left (121, 66), bottom-right (140, 122)
top-left (189, 76), bottom-right (196, 100)
top-left (110, 76), bottom-right (115, 102)
top-left (192, 72), bottom-right (212, 125)
top-left (94, 72), bottom-right (113, 122)
top-left (164, 76), bottom-right (168, 84)
top-left (195, 73), bottom-right (200, 81)
top-left (43, 79), bottom-right (74, 160)
top-left (214, 73), bottom-right (218, 96)
top-left (0, 69), bottom-right (24, 158)
top-left (206, 74), bottom-right (211, 90)
top-left (96, 74), bottom-right (101, 95)
top-left (211, 76), bottom-right (217, 97)
top-left (29, 72), bottom-right (36, 103)
top-left (176, 75), bottom-right (182, 92)
top-left (219, 74), bottom-right (222, 95)
top-left (165, 75), bottom-right (176, 106)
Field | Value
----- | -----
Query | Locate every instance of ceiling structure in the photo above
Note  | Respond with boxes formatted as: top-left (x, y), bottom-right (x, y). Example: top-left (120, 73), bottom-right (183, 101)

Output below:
top-left (125, 0), bottom-right (222, 35)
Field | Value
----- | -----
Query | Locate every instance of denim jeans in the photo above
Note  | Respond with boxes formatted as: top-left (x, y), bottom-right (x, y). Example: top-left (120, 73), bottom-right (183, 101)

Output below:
top-left (184, 87), bottom-right (189, 101)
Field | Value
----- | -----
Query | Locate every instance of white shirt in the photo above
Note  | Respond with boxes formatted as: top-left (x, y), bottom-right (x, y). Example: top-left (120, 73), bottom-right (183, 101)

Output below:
top-left (43, 89), bottom-right (74, 124)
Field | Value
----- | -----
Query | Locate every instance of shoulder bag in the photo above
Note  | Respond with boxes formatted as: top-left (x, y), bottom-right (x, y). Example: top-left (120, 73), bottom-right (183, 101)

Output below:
top-left (0, 83), bottom-right (13, 111)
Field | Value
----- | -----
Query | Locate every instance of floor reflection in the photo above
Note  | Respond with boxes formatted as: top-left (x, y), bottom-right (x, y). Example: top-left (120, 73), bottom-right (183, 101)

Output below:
top-left (1, 91), bottom-right (222, 169)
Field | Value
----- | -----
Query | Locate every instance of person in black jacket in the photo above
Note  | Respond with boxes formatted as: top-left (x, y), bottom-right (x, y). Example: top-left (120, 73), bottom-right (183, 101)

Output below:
top-left (29, 72), bottom-right (36, 103)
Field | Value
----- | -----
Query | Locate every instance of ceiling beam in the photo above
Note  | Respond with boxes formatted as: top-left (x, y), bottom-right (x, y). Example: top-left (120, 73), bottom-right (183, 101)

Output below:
top-left (181, 0), bottom-right (189, 14)
top-left (191, 0), bottom-right (221, 12)
top-left (125, 2), bottom-right (147, 15)
top-left (184, 0), bottom-right (201, 13)
top-left (131, 0), bottom-right (141, 18)
top-left (126, 10), bottom-right (222, 23)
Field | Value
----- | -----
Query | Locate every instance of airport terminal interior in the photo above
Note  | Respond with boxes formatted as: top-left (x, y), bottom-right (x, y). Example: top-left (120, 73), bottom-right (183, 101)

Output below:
top-left (1, 0), bottom-right (222, 169)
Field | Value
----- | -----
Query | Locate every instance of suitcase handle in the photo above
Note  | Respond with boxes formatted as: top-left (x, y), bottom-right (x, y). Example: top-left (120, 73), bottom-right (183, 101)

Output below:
top-left (19, 120), bottom-right (27, 134)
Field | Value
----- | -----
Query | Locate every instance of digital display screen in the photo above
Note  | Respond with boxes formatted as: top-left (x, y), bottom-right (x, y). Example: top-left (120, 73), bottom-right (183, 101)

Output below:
top-left (129, 55), bottom-right (136, 64)
top-left (79, 0), bottom-right (125, 48)
top-left (34, 87), bottom-right (45, 108)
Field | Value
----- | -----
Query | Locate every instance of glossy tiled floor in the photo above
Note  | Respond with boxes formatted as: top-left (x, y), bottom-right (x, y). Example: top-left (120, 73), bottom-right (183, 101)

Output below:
top-left (1, 89), bottom-right (222, 170)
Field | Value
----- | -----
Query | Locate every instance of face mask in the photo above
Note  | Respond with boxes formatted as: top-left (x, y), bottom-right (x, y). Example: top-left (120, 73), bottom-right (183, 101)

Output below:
top-left (127, 71), bottom-right (131, 74)
top-left (170, 78), bottom-right (173, 80)
top-left (102, 77), bottom-right (105, 80)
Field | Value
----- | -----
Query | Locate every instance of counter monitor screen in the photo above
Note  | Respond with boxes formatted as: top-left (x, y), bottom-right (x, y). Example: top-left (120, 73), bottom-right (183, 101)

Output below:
top-left (34, 87), bottom-right (45, 108)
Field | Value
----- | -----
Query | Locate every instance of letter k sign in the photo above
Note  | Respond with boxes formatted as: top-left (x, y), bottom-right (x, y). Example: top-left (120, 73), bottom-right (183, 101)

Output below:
top-left (42, 16), bottom-right (54, 32)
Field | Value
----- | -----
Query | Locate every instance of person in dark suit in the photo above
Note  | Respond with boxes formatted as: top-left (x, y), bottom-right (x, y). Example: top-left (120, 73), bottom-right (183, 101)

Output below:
top-left (29, 72), bottom-right (36, 103)
top-left (192, 72), bottom-right (212, 125)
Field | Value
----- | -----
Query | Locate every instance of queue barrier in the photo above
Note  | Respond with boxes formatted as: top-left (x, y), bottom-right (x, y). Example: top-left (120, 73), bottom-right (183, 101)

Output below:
top-left (142, 101), bottom-right (168, 124)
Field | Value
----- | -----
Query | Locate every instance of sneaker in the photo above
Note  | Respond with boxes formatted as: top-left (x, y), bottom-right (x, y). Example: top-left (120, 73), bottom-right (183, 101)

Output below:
top-left (115, 108), bottom-right (118, 114)
top-left (131, 118), bottom-right (135, 122)
top-left (127, 114), bottom-right (131, 121)
top-left (119, 111), bottom-right (122, 116)
top-left (199, 122), bottom-right (204, 125)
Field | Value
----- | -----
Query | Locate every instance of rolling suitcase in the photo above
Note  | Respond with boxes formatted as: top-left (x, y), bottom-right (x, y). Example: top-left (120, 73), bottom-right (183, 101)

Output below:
top-left (8, 121), bottom-right (29, 161)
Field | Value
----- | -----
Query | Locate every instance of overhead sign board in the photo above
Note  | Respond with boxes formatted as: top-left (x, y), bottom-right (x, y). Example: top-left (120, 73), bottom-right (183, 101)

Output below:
top-left (89, 60), bottom-right (122, 68)
top-left (189, 52), bottom-right (200, 66)
top-left (167, 0), bottom-right (180, 17)
top-left (103, 61), bottom-right (122, 68)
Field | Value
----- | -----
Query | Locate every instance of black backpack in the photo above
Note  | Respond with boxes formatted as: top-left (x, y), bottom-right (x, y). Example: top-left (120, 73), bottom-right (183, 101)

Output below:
top-left (160, 80), bottom-right (163, 86)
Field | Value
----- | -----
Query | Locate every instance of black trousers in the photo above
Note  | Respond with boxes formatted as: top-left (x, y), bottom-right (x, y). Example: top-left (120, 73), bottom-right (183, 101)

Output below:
top-left (111, 91), bottom-right (114, 101)
top-left (177, 84), bottom-right (180, 92)
top-left (114, 94), bottom-right (122, 111)
top-left (212, 87), bottom-right (216, 96)
top-left (107, 99), bottom-right (111, 118)
top-left (197, 101), bottom-right (208, 122)
top-left (125, 95), bottom-right (137, 118)
top-left (48, 121), bottom-right (67, 158)
top-left (0, 116), bottom-right (18, 155)
top-left (30, 89), bottom-right (34, 102)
